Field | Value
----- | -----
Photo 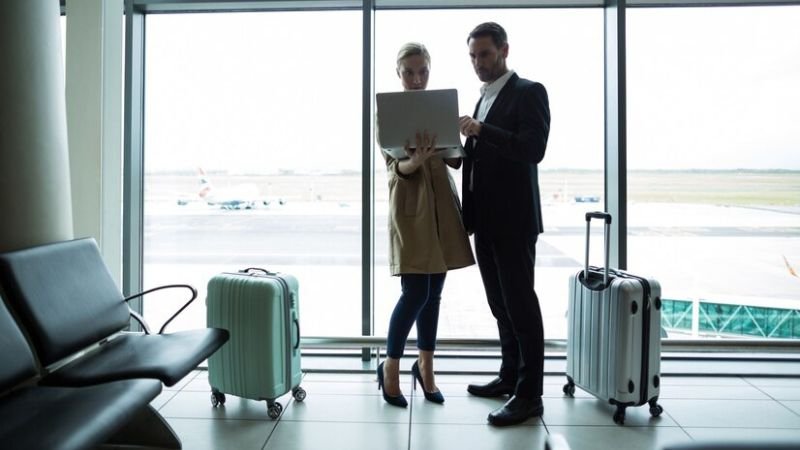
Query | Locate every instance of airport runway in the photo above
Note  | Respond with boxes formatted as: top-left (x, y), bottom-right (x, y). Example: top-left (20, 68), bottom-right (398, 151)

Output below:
top-left (140, 201), bottom-right (800, 339)
top-left (144, 201), bottom-right (800, 265)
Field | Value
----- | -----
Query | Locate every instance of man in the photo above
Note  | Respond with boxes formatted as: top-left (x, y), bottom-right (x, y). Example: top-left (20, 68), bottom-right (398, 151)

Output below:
top-left (458, 22), bottom-right (550, 427)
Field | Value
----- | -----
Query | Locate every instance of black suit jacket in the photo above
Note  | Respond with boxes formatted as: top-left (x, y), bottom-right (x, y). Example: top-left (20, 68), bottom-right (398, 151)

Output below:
top-left (461, 73), bottom-right (550, 238)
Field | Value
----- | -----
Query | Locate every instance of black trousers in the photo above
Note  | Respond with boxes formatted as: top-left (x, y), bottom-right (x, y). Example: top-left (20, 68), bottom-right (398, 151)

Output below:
top-left (475, 232), bottom-right (544, 399)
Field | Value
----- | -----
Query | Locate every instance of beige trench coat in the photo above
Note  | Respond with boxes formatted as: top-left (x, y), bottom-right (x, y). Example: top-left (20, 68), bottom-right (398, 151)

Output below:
top-left (383, 153), bottom-right (475, 276)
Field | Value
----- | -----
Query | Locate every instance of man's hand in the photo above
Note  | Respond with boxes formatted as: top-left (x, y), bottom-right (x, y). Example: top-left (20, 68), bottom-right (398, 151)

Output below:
top-left (459, 116), bottom-right (482, 137)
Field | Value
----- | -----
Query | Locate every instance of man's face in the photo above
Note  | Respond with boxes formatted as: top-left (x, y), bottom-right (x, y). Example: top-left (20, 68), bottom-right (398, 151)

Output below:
top-left (468, 36), bottom-right (508, 83)
top-left (397, 54), bottom-right (429, 91)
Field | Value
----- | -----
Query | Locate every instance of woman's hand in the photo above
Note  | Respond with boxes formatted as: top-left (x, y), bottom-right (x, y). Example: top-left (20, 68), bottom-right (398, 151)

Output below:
top-left (397, 130), bottom-right (437, 176)
top-left (406, 130), bottom-right (437, 164)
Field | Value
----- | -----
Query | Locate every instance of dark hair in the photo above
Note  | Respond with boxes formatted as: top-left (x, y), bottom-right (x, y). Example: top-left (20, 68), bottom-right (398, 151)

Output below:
top-left (467, 22), bottom-right (508, 48)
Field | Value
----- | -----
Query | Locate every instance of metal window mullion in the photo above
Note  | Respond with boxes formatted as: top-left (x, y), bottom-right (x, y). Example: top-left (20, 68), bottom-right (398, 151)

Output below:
top-left (361, 0), bottom-right (376, 362)
top-left (604, 0), bottom-right (627, 270)
top-left (123, 0), bottom-right (146, 329)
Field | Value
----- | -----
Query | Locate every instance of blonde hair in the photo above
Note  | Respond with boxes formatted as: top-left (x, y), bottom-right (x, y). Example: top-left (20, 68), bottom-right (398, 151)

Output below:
top-left (396, 42), bottom-right (431, 69)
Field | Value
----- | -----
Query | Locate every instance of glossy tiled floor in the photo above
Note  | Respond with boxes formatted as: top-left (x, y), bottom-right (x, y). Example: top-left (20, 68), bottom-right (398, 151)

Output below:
top-left (153, 368), bottom-right (800, 450)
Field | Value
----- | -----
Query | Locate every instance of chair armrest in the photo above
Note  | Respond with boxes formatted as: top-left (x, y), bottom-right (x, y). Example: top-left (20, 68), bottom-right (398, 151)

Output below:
top-left (128, 309), bottom-right (152, 335)
top-left (123, 284), bottom-right (198, 334)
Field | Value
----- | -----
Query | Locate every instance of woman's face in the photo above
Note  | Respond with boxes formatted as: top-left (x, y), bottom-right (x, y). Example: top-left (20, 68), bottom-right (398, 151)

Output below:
top-left (397, 54), bottom-right (430, 91)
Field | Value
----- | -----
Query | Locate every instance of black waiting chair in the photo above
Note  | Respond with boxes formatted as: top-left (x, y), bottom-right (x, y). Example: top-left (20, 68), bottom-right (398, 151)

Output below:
top-left (0, 296), bottom-right (171, 450)
top-left (0, 237), bottom-right (229, 387)
top-left (663, 442), bottom-right (800, 450)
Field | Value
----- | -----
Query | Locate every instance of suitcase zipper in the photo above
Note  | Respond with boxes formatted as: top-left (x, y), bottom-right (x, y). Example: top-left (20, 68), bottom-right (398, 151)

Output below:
top-left (267, 274), bottom-right (294, 391)
top-left (240, 270), bottom-right (296, 392)
top-left (612, 269), bottom-right (652, 406)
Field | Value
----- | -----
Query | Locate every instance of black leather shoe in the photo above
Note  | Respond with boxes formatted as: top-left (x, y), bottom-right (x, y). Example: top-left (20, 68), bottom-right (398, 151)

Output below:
top-left (467, 377), bottom-right (515, 398)
top-left (487, 396), bottom-right (544, 427)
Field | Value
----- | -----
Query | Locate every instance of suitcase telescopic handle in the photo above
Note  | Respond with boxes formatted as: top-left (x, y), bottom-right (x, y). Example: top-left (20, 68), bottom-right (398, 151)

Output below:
top-left (240, 267), bottom-right (278, 276)
top-left (584, 211), bottom-right (612, 286)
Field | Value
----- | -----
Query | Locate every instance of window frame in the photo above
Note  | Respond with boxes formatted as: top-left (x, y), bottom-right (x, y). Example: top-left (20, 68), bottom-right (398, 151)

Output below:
top-left (119, 0), bottom-right (800, 354)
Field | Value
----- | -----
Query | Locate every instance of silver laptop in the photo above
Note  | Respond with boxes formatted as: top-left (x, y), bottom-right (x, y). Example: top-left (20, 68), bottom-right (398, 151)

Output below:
top-left (376, 88), bottom-right (465, 160)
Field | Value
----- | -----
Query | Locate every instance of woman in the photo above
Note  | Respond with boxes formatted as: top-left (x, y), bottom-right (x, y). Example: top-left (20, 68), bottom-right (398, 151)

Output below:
top-left (377, 42), bottom-right (475, 408)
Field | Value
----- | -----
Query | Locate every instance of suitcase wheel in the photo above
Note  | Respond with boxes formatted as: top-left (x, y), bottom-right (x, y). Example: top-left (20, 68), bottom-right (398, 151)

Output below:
top-left (613, 406), bottom-right (626, 425)
top-left (648, 400), bottom-right (663, 417)
top-left (562, 382), bottom-right (576, 397)
top-left (292, 386), bottom-right (307, 402)
top-left (267, 402), bottom-right (283, 420)
top-left (210, 389), bottom-right (226, 407)
top-left (613, 411), bottom-right (625, 425)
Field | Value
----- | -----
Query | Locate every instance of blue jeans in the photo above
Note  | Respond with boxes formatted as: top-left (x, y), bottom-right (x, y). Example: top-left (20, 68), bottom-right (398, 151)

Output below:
top-left (386, 273), bottom-right (446, 359)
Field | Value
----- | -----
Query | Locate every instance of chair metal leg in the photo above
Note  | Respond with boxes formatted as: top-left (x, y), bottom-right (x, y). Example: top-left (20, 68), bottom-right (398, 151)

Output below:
top-left (99, 404), bottom-right (181, 449)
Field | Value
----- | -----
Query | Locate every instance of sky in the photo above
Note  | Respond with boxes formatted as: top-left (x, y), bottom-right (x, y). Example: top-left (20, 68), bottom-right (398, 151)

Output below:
top-left (138, 6), bottom-right (800, 173)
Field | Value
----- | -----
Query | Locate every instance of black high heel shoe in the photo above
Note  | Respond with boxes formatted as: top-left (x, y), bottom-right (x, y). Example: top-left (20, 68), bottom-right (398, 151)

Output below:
top-left (412, 360), bottom-right (445, 404)
top-left (377, 361), bottom-right (408, 408)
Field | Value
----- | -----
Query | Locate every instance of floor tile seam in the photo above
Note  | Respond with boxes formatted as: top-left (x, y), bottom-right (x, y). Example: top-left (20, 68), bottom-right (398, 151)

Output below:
top-left (260, 410), bottom-right (285, 450)
top-left (539, 422), bottom-right (683, 428)
top-left (647, 395), bottom-right (772, 400)
top-left (678, 425), bottom-right (800, 430)
top-left (680, 425), bottom-right (800, 430)
top-left (284, 392), bottom-right (411, 398)
top-left (272, 392), bottom-right (387, 396)
top-left (741, 375), bottom-right (757, 388)
top-left (277, 418), bottom-right (412, 425)
top-left (154, 390), bottom-right (181, 411)
top-left (743, 376), bottom-right (786, 403)
top-left (300, 380), bottom-right (380, 384)
top-left (658, 407), bottom-right (689, 429)
top-left (750, 385), bottom-right (800, 403)
top-left (280, 417), bottom-right (408, 425)
top-left (409, 422), bottom-right (543, 428)
top-left (677, 426), bottom-right (695, 442)
top-left (410, 420), bottom-right (543, 426)
top-left (170, 371), bottom-right (201, 388)
top-left (658, 383), bottom-right (752, 388)
top-left (541, 417), bottom-right (551, 435)
top-left (408, 387), bottom-right (414, 450)
top-left (161, 416), bottom-right (278, 422)
top-left (164, 384), bottom-right (195, 392)
top-left (660, 398), bottom-right (796, 403)
top-left (776, 400), bottom-right (800, 419)
top-left (543, 424), bottom-right (683, 429)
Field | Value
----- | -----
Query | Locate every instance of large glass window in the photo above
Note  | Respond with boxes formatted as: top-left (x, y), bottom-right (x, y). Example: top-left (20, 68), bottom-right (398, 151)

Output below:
top-left (142, 11), bottom-right (363, 336)
top-left (627, 6), bottom-right (800, 340)
top-left (140, 7), bottom-right (602, 341)
top-left (374, 9), bottom-right (604, 340)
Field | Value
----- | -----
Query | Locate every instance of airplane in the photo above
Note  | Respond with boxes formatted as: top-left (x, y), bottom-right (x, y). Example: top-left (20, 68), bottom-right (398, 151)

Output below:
top-left (178, 168), bottom-right (285, 210)
top-left (574, 195), bottom-right (601, 203)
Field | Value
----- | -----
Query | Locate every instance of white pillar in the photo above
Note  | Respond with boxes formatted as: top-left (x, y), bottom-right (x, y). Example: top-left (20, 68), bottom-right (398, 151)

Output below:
top-left (66, 0), bottom-right (124, 284)
top-left (0, 0), bottom-right (74, 252)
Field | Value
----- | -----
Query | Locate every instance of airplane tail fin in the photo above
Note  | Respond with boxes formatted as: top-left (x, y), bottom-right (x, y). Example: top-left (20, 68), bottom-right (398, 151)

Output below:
top-left (197, 167), bottom-right (213, 200)
top-left (783, 255), bottom-right (798, 278)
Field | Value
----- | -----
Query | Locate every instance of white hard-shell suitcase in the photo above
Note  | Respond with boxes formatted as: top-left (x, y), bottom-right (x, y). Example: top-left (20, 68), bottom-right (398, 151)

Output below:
top-left (564, 211), bottom-right (664, 425)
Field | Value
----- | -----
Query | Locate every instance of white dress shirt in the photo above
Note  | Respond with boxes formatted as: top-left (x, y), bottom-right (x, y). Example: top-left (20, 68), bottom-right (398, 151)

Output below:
top-left (470, 70), bottom-right (515, 192)
top-left (476, 69), bottom-right (515, 122)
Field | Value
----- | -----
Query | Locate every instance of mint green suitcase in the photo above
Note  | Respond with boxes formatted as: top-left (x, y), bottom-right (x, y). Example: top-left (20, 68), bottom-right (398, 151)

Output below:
top-left (206, 268), bottom-right (305, 419)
